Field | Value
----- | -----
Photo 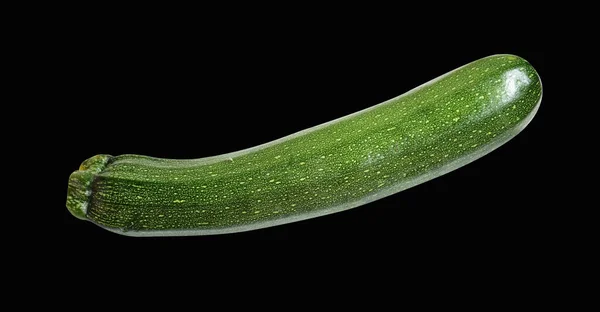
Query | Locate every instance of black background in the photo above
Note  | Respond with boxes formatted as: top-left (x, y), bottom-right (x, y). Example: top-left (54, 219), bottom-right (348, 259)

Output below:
top-left (60, 31), bottom-right (546, 259)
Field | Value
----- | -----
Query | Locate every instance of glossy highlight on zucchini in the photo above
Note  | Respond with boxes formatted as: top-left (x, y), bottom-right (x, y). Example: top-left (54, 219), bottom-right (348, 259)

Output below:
top-left (66, 54), bottom-right (542, 236)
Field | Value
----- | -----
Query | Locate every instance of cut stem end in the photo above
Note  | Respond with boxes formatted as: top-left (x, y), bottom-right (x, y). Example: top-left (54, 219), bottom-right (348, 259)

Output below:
top-left (66, 155), bottom-right (113, 220)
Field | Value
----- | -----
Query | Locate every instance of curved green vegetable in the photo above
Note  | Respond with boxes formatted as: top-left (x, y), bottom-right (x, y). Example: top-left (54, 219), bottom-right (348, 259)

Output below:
top-left (66, 54), bottom-right (542, 236)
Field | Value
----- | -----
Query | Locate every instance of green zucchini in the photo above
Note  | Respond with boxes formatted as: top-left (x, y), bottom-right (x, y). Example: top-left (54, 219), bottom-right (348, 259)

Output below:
top-left (66, 54), bottom-right (542, 236)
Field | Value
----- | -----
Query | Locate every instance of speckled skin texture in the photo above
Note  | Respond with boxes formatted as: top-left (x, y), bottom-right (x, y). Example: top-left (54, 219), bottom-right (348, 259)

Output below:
top-left (67, 55), bottom-right (542, 236)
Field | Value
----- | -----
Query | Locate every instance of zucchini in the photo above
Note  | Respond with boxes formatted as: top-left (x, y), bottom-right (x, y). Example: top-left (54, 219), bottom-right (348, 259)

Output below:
top-left (66, 54), bottom-right (542, 236)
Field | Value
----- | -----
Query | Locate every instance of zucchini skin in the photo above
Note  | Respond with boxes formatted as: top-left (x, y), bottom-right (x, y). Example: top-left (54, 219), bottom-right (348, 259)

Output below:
top-left (66, 54), bottom-right (542, 236)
